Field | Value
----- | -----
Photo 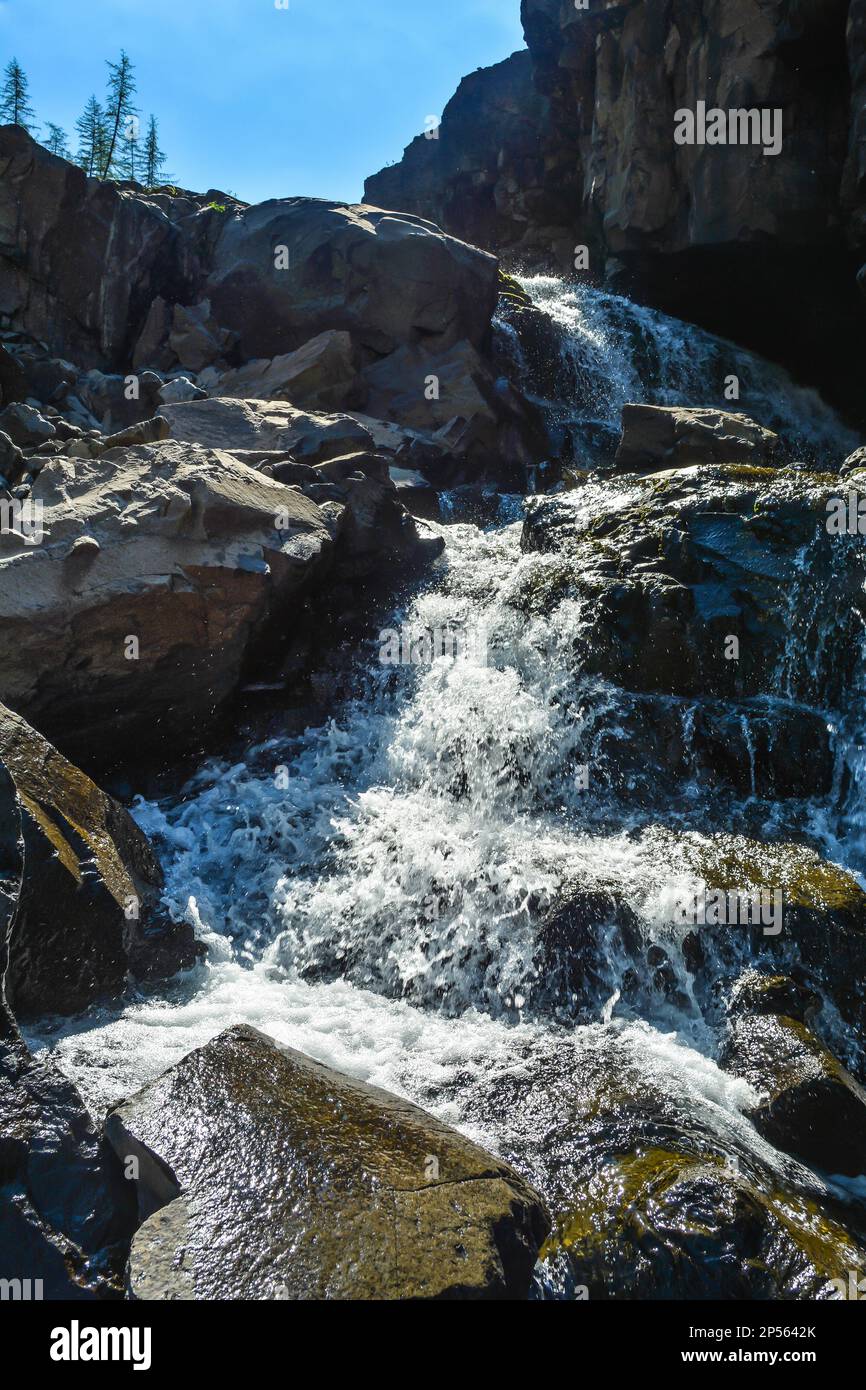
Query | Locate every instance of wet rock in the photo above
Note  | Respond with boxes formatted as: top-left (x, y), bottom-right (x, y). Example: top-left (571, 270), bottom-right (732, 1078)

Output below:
top-left (526, 825), bottom-right (866, 1041)
top-left (728, 971), bottom-right (819, 1023)
top-left (521, 464), bottom-right (866, 710)
top-left (0, 1031), bottom-right (137, 1299)
top-left (541, 1145), bottom-right (866, 1300)
top-left (0, 768), bottom-right (136, 1296)
top-left (614, 405), bottom-right (778, 474)
top-left (722, 1006), bottom-right (866, 1177)
top-left (105, 1024), bottom-right (549, 1300)
top-left (457, 1035), bottom-right (866, 1300)
top-left (0, 701), bottom-right (200, 1016)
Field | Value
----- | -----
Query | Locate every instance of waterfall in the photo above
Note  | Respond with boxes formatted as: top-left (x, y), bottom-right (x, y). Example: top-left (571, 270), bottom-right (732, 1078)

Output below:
top-left (26, 275), bottom-right (866, 1299)
top-left (500, 275), bottom-right (859, 467)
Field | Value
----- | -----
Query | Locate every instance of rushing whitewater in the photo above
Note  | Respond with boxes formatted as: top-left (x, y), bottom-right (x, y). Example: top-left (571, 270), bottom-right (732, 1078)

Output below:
top-left (28, 278), bottom-right (866, 1297)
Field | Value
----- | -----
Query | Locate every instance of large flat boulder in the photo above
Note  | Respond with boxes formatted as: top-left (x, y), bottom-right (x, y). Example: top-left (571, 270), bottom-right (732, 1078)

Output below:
top-left (0, 441), bottom-right (332, 768)
top-left (0, 701), bottom-right (200, 1017)
top-left (158, 397), bottom-right (375, 464)
top-left (105, 1025), bottom-right (549, 1300)
top-left (613, 405), bottom-right (778, 474)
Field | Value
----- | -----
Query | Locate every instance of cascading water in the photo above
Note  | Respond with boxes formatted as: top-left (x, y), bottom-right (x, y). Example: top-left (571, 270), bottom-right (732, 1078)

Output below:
top-left (27, 277), bottom-right (866, 1297)
top-left (503, 275), bottom-right (859, 466)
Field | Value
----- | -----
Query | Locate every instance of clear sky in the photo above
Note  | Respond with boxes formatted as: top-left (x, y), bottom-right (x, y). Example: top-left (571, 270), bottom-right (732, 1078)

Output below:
top-left (0, 0), bottom-right (525, 204)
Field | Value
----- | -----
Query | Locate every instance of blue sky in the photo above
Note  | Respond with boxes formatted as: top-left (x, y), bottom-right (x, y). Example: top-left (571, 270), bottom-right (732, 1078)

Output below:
top-left (0, 0), bottom-right (525, 203)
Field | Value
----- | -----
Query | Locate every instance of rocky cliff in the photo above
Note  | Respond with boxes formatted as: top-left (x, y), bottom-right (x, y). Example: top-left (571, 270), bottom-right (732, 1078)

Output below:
top-left (366, 0), bottom-right (866, 423)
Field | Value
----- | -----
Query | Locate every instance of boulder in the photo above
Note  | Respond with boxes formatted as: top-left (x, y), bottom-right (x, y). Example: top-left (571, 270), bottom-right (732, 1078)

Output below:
top-left (0, 429), bottom-right (24, 485)
top-left (0, 441), bottom-right (333, 770)
top-left (75, 367), bottom-right (169, 434)
top-left (0, 768), bottom-right (136, 1297)
top-left (613, 405), bottom-right (778, 474)
top-left (159, 396), bottom-right (376, 465)
top-left (722, 1000), bottom-right (866, 1177)
top-left (105, 1024), bottom-right (550, 1300)
top-left (203, 200), bottom-right (499, 361)
top-left (0, 402), bottom-right (56, 448)
top-left (459, 1035), bottom-right (866, 1300)
top-left (209, 330), bottom-right (364, 413)
top-left (0, 701), bottom-right (200, 1017)
top-left (157, 376), bottom-right (205, 406)
top-left (100, 416), bottom-right (170, 451)
top-left (516, 824), bottom-right (866, 1045)
top-left (167, 299), bottom-right (234, 374)
top-left (362, 339), bottom-right (547, 483)
top-left (521, 463), bottom-right (865, 709)
top-left (0, 1030), bottom-right (137, 1298)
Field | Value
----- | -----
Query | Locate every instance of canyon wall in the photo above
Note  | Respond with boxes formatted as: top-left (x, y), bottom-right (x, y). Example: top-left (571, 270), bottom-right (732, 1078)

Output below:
top-left (366, 0), bottom-right (866, 423)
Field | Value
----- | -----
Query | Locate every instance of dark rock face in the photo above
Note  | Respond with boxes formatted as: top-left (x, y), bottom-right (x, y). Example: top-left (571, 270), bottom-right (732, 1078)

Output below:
top-left (0, 126), bottom-right (199, 371)
top-left (0, 701), bottom-right (200, 1017)
top-left (521, 462), bottom-right (866, 711)
top-left (105, 1025), bottom-right (550, 1300)
top-left (365, 51), bottom-right (574, 264)
top-left (0, 770), bottom-right (136, 1299)
top-left (366, 2), bottom-right (866, 424)
top-left (0, 1031), bottom-right (137, 1299)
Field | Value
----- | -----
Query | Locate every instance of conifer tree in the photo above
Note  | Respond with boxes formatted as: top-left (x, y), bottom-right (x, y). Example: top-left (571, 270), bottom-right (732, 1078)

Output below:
top-left (143, 114), bottom-right (167, 188)
top-left (100, 50), bottom-right (138, 178)
top-left (75, 96), bottom-right (107, 177)
top-left (42, 122), bottom-right (71, 159)
top-left (0, 58), bottom-right (36, 132)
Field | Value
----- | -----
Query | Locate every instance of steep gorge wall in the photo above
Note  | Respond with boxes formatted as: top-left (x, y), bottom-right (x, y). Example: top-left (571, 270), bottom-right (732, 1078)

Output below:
top-left (366, 0), bottom-right (866, 424)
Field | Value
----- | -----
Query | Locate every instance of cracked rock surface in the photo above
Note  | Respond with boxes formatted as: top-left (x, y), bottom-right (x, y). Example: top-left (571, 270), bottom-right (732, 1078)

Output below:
top-left (105, 1024), bottom-right (550, 1300)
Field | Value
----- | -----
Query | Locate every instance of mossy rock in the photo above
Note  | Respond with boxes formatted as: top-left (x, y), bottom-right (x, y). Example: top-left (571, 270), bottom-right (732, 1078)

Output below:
top-left (541, 1145), bottom-right (866, 1299)
top-left (0, 700), bottom-right (200, 1017)
top-left (106, 1025), bottom-right (550, 1301)
top-left (722, 1009), bottom-right (866, 1177)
